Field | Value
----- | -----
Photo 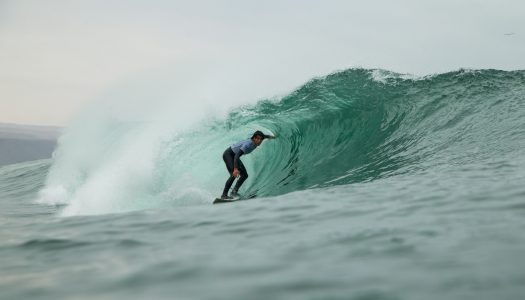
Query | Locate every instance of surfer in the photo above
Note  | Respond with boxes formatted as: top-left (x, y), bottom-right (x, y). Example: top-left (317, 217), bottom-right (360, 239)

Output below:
top-left (221, 130), bottom-right (276, 199)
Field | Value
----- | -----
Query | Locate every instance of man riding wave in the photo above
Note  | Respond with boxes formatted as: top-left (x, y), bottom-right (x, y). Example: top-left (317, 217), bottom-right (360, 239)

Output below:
top-left (221, 130), bottom-right (276, 199)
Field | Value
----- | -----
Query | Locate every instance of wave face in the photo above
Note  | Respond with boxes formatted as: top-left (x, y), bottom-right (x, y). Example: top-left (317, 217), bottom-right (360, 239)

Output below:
top-left (37, 68), bottom-right (525, 215)
top-left (245, 69), bottom-right (525, 195)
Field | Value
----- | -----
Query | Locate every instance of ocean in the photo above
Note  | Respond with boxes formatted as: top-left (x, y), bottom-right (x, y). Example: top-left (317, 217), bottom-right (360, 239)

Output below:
top-left (1, 68), bottom-right (524, 300)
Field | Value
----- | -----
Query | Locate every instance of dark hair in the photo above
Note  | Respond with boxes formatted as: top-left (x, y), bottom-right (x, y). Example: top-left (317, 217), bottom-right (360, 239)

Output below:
top-left (251, 130), bottom-right (265, 140)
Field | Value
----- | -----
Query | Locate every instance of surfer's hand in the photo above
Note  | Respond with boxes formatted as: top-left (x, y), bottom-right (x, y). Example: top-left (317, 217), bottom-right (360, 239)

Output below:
top-left (233, 168), bottom-right (240, 178)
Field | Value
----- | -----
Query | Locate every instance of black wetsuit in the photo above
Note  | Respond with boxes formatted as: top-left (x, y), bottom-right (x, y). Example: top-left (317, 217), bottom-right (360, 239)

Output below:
top-left (222, 148), bottom-right (249, 197)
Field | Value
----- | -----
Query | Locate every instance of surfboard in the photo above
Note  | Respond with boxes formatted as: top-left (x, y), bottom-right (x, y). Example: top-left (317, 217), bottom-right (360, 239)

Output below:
top-left (213, 198), bottom-right (239, 204)
top-left (213, 193), bottom-right (256, 204)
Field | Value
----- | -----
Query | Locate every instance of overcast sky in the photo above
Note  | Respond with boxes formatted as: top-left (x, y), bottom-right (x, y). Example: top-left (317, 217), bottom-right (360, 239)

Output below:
top-left (1, 0), bottom-right (524, 126)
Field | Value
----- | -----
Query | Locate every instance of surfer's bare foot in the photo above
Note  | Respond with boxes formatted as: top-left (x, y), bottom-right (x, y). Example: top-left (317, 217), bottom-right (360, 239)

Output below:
top-left (221, 195), bottom-right (234, 200)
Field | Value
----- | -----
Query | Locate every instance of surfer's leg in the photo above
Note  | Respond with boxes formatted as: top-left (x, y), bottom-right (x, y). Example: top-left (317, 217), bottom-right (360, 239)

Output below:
top-left (223, 177), bottom-right (236, 197)
top-left (232, 161), bottom-right (248, 194)
top-left (222, 148), bottom-right (236, 197)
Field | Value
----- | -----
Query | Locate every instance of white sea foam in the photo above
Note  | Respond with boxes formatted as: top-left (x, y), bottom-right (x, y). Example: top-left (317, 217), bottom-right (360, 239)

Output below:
top-left (36, 59), bottom-right (290, 216)
top-left (369, 69), bottom-right (430, 84)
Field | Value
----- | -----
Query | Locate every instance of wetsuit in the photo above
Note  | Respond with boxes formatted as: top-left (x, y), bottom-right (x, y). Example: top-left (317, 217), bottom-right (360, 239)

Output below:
top-left (222, 139), bottom-right (258, 197)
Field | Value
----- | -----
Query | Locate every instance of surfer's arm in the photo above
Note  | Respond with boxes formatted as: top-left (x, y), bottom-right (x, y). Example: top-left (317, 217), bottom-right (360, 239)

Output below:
top-left (234, 150), bottom-right (244, 169)
top-left (265, 134), bottom-right (276, 139)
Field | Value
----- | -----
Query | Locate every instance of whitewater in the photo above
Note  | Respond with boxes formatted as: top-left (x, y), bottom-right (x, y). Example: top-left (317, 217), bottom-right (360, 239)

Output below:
top-left (1, 68), bottom-right (525, 300)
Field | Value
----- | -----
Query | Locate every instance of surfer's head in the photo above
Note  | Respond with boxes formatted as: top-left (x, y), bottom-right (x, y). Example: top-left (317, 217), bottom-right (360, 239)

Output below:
top-left (252, 130), bottom-right (265, 146)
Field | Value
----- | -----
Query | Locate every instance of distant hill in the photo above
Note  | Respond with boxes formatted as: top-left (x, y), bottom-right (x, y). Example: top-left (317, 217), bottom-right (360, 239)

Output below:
top-left (0, 122), bottom-right (61, 140)
top-left (0, 123), bottom-right (62, 166)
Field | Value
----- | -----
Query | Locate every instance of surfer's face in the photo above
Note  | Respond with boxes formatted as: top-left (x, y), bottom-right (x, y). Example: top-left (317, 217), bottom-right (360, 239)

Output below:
top-left (253, 136), bottom-right (263, 146)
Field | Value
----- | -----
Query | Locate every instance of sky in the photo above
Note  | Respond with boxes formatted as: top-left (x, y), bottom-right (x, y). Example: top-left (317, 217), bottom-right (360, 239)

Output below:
top-left (1, 0), bottom-right (524, 126)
